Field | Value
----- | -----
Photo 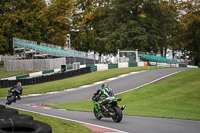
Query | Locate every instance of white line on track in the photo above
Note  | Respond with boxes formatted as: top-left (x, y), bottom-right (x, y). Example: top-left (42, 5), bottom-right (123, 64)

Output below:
top-left (116, 71), bottom-right (181, 95)
top-left (20, 70), bottom-right (146, 98)
top-left (10, 106), bottom-right (128, 133)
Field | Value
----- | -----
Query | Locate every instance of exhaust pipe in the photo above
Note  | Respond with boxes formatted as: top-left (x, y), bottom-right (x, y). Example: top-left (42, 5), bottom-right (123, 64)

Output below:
top-left (121, 105), bottom-right (126, 111)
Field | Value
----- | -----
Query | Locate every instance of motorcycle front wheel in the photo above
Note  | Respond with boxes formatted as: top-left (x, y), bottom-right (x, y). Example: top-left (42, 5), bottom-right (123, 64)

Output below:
top-left (6, 96), bottom-right (15, 105)
top-left (94, 108), bottom-right (102, 120)
top-left (111, 106), bottom-right (123, 123)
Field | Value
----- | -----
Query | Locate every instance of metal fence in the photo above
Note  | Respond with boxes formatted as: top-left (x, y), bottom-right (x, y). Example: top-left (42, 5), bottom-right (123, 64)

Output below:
top-left (6, 57), bottom-right (66, 71)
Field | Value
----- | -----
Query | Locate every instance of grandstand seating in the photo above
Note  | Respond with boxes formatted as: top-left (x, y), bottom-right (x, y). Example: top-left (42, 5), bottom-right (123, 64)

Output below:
top-left (14, 41), bottom-right (86, 58)
top-left (138, 54), bottom-right (177, 63)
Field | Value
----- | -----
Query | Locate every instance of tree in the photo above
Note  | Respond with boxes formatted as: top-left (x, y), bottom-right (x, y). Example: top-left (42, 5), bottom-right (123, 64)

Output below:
top-left (71, 0), bottom-right (112, 54)
top-left (142, 0), bottom-right (178, 56)
top-left (178, 0), bottom-right (200, 65)
top-left (0, 0), bottom-right (47, 54)
top-left (46, 0), bottom-right (75, 47)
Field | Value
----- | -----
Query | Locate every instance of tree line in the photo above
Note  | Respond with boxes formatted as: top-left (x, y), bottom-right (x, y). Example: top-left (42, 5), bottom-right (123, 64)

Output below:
top-left (0, 0), bottom-right (199, 65)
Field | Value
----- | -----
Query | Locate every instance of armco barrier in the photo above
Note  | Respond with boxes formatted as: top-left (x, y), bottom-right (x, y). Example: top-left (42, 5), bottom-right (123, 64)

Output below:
top-left (0, 67), bottom-right (91, 88)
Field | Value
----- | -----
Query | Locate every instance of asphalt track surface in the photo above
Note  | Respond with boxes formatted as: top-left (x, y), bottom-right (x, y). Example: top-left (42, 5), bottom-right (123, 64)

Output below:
top-left (1, 68), bottom-right (200, 133)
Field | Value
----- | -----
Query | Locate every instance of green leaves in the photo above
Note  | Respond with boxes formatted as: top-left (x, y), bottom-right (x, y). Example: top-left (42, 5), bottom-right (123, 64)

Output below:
top-left (177, 0), bottom-right (200, 65)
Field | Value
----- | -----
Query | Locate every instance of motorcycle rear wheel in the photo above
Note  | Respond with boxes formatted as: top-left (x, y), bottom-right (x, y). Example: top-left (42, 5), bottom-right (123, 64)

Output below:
top-left (93, 108), bottom-right (102, 120)
top-left (111, 106), bottom-right (123, 123)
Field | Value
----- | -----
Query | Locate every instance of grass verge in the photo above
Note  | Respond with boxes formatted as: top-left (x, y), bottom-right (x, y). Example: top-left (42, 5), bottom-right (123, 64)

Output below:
top-left (0, 65), bottom-right (36, 79)
top-left (0, 66), bottom-right (165, 98)
top-left (17, 110), bottom-right (94, 133)
top-left (47, 69), bottom-right (200, 121)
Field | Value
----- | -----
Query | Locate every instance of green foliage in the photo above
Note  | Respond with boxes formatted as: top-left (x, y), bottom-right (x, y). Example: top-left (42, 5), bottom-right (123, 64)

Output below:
top-left (0, 0), bottom-right (47, 54)
top-left (46, 0), bottom-right (74, 47)
top-left (71, 0), bottom-right (178, 55)
top-left (178, 0), bottom-right (200, 65)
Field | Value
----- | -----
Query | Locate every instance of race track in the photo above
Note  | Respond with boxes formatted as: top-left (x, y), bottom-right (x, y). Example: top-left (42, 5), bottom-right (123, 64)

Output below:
top-left (1, 68), bottom-right (200, 133)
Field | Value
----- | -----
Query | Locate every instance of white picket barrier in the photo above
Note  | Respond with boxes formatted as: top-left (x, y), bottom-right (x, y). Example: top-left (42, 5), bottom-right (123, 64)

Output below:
top-left (29, 71), bottom-right (43, 78)
top-left (187, 65), bottom-right (198, 68)
top-left (157, 63), bottom-right (171, 67)
top-left (170, 64), bottom-right (177, 67)
top-left (137, 62), bottom-right (144, 67)
top-left (1, 76), bottom-right (16, 80)
top-left (54, 68), bottom-right (61, 73)
top-left (80, 64), bottom-right (86, 68)
top-left (95, 64), bottom-right (108, 71)
top-left (118, 62), bottom-right (128, 68)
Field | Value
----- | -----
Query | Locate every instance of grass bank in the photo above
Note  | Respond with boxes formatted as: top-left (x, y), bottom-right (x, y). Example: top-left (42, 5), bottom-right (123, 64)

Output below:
top-left (0, 66), bottom-right (165, 98)
top-left (17, 110), bottom-right (94, 133)
top-left (48, 69), bottom-right (200, 121)
top-left (0, 65), bottom-right (35, 79)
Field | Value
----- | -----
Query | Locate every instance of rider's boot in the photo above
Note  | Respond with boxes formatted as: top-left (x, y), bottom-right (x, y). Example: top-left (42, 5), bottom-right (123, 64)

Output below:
top-left (16, 95), bottom-right (21, 100)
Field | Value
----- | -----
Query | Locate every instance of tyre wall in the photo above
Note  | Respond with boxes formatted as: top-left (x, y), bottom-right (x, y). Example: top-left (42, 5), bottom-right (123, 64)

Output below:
top-left (0, 67), bottom-right (91, 88)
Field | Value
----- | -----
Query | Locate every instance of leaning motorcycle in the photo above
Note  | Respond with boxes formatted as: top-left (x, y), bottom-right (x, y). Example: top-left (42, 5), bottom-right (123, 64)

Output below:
top-left (92, 94), bottom-right (126, 123)
top-left (6, 89), bottom-right (18, 105)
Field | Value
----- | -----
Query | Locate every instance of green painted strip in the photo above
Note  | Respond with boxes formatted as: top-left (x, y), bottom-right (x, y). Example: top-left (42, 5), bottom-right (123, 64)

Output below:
top-left (67, 66), bottom-right (73, 70)
top-left (89, 65), bottom-right (97, 72)
top-left (16, 74), bottom-right (29, 79)
top-left (129, 62), bottom-right (137, 67)
top-left (86, 64), bottom-right (95, 67)
top-left (179, 64), bottom-right (187, 68)
top-left (108, 64), bottom-right (118, 69)
top-left (42, 70), bottom-right (54, 74)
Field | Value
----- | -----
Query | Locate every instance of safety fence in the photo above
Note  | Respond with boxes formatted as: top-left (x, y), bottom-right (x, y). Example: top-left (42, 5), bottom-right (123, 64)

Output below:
top-left (0, 67), bottom-right (90, 88)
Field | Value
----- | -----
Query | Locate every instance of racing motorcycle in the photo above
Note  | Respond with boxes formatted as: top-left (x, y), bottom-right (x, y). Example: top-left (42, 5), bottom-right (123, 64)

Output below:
top-left (92, 94), bottom-right (126, 123)
top-left (6, 89), bottom-right (19, 105)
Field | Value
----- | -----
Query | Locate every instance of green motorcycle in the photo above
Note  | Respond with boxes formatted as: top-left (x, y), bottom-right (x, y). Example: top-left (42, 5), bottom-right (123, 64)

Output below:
top-left (92, 94), bottom-right (126, 123)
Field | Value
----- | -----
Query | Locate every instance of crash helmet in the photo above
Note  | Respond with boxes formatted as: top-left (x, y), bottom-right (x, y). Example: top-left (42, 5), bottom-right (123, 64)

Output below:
top-left (17, 82), bottom-right (22, 87)
top-left (101, 83), bottom-right (108, 89)
top-left (102, 83), bottom-right (113, 96)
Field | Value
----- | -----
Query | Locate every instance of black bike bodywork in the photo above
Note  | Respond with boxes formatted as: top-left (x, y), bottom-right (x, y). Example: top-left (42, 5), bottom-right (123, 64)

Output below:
top-left (6, 90), bottom-right (19, 105)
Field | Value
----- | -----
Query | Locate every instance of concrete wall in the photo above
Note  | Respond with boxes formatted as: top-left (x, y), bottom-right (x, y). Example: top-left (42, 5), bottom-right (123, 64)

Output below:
top-left (6, 57), bottom-right (66, 71)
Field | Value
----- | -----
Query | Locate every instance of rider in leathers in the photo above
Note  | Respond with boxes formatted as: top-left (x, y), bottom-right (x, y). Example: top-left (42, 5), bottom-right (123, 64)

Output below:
top-left (94, 83), bottom-right (114, 112)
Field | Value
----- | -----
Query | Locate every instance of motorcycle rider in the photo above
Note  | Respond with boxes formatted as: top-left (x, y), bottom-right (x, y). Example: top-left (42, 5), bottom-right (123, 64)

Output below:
top-left (6, 82), bottom-right (23, 104)
top-left (94, 83), bottom-right (114, 112)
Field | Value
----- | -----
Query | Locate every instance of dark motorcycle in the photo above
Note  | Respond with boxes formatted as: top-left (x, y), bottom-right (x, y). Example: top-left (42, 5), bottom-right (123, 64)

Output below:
top-left (6, 89), bottom-right (19, 105)
top-left (92, 94), bottom-right (126, 123)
